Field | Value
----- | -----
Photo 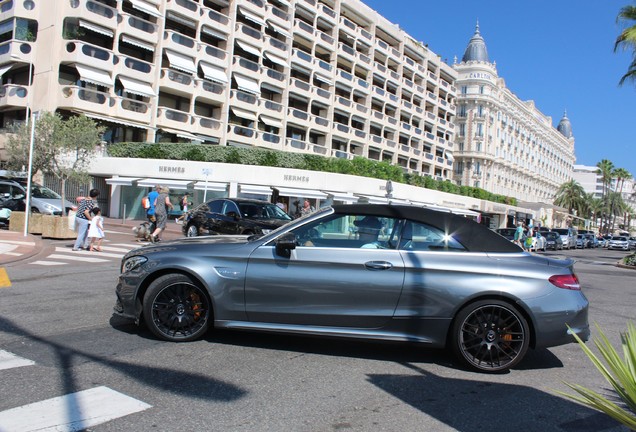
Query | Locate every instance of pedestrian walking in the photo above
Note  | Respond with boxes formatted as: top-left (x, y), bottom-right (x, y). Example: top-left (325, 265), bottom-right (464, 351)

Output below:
top-left (72, 188), bottom-right (99, 251)
top-left (87, 207), bottom-right (104, 252)
top-left (150, 186), bottom-right (173, 243)
top-left (145, 185), bottom-right (160, 230)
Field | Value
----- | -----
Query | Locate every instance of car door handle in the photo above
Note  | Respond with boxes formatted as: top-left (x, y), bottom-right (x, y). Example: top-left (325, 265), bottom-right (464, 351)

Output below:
top-left (364, 261), bottom-right (393, 270)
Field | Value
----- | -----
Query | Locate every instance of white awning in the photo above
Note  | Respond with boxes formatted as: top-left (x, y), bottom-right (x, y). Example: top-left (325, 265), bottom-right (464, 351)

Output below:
top-left (79, 20), bottom-right (114, 38)
top-left (201, 26), bottom-right (227, 40)
top-left (230, 106), bottom-right (257, 121)
top-left (76, 64), bottom-right (113, 87)
top-left (238, 6), bottom-right (266, 27)
top-left (236, 40), bottom-right (261, 57)
top-left (314, 73), bottom-right (332, 86)
top-left (121, 35), bottom-right (154, 52)
top-left (166, 10), bottom-right (196, 28)
top-left (105, 177), bottom-right (141, 186)
top-left (445, 152), bottom-right (455, 162)
top-left (323, 191), bottom-right (357, 203)
top-left (130, 0), bottom-right (163, 18)
top-left (355, 194), bottom-right (389, 204)
top-left (239, 184), bottom-right (272, 195)
top-left (118, 76), bottom-right (155, 97)
top-left (166, 50), bottom-right (196, 74)
top-left (0, 64), bottom-right (12, 79)
top-left (82, 112), bottom-right (150, 129)
top-left (137, 178), bottom-right (193, 190)
top-left (233, 74), bottom-right (260, 95)
top-left (193, 181), bottom-right (228, 192)
top-left (264, 52), bottom-right (287, 68)
top-left (259, 115), bottom-right (283, 128)
top-left (266, 20), bottom-right (291, 38)
top-left (160, 128), bottom-right (203, 142)
top-left (199, 62), bottom-right (228, 84)
top-left (275, 187), bottom-right (327, 200)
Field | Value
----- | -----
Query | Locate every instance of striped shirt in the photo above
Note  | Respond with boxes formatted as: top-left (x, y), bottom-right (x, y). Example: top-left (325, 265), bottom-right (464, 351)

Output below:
top-left (76, 199), bottom-right (95, 220)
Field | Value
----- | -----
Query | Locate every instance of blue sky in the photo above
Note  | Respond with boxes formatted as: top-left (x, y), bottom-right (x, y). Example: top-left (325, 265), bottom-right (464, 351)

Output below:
top-left (362, 0), bottom-right (636, 177)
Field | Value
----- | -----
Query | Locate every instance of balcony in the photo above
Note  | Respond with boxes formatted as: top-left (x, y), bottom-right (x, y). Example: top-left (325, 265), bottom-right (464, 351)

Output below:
top-left (66, 0), bottom-right (118, 31)
top-left (316, 30), bottom-right (335, 48)
top-left (192, 114), bottom-right (222, 136)
top-left (266, 5), bottom-right (290, 28)
top-left (62, 41), bottom-right (113, 73)
top-left (0, 0), bottom-right (37, 19)
top-left (117, 56), bottom-right (155, 83)
top-left (200, 7), bottom-right (230, 34)
top-left (0, 84), bottom-right (28, 108)
top-left (290, 78), bottom-right (311, 98)
top-left (58, 85), bottom-right (110, 114)
top-left (313, 86), bottom-right (331, 100)
top-left (232, 56), bottom-right (261, 79)
top-left (266, 36), bottom-right (288, 53)
top-left (293, 19), bottom-right (315, 39)
top-left (292, 48), bottom-right (312, 65)
top-left (229, 89), bottom-right (258, 111)
top-left (156, 107), bottom-right (193, 130)
top-left (195, 78), bottom-right (226, 103)
top-left (260, 99), bottom-right (283, 115)
top-left (235, 22), bottom-right (262, 42)
top-left (227, 124), bottom-right (258, 146)
top-left (159, 68), bottom-right (194, 96)
top-left (0, 40), bottom-right (34, 65)
top-left (119, 13), bottom-right (159, 45)
top-left (201, 45), bottom-right (228, 64)
top-left (163, 31), bottom-right (197, 58)
top-left (113, 95), bottom-right (152, 124)
top-left (166, 0), bottom-right (199, 19)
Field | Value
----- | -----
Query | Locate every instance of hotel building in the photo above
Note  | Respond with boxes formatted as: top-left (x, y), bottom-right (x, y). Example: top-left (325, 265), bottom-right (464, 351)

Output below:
top-left (452, 25), bottom-right (576, 204)
top-left (0, 0), bottom-right (458, 179)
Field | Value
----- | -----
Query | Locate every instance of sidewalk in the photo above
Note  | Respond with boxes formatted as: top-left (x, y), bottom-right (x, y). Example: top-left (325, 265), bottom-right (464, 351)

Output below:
top-left (0, 217), bottom-right (184, 265)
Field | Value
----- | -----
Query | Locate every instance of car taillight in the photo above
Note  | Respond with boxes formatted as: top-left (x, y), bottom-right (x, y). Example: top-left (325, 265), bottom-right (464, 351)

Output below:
top-left (549, 274), bottom-right (581, 290)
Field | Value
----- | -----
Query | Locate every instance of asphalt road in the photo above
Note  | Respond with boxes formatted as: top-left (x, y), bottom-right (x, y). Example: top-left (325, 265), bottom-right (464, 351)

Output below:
top-left (0, 234), bottom-right (633, 431)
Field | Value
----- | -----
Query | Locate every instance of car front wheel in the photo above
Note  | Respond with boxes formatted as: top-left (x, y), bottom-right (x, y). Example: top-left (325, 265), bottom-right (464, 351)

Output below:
top-left (143, 274), bottom-right (211, 342)
top-left (185, 224), bottom-right (198, 237)
top-left (451, 300), bottom-right (530, 373)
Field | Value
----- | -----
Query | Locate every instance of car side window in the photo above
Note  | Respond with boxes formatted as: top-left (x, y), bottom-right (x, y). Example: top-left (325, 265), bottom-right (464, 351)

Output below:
top-left (223, 201), bottom-right (240, 216)
top-left (399, 221), bottom-right (466, 252)
top-left (207, 199), bottom-right (223, 213)
top-left (290, 214), bottom-right (399, 249)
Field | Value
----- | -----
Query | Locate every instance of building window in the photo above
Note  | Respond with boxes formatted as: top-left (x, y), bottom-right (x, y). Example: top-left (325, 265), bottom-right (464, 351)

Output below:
top-left (461, 86), bottom-right (467, 94)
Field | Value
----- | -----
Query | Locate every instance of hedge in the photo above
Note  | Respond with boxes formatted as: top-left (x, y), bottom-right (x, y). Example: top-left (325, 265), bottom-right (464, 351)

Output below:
top-left (107, 142), bottom-right (516, 206)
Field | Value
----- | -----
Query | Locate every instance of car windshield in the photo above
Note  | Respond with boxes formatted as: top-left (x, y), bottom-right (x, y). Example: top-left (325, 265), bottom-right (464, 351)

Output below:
top-left (545, 232), bottom-right (558, 239)
top-left (612, 236), bottom-right (627, 241)
top-left (496, 229), bottom-right (515, 236)
top-left (552, 229), bottom-right (569, 235)
top-left (30, 185), bottom-right (61, 199)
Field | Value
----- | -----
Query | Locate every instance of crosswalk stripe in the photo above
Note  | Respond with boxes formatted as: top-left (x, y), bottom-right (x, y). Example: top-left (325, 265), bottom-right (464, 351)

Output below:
top-left (3, 252), bottom-right (22, 256)
top-left (0, 350), bottom-right (35, 370)
top-left (48, 254), bottom-right (109, 263)
top-left (100, 246), bottom-right (135, 253)
top-left (0, 240), bottom-right (35, 246)
top-left (0, 386), bottom-right (152, 431)
top-left (54, 247), bottom-right (123, 258)
top-left (106, 243), bottom-right (140, 249)
top-left (31, 261), bottom-right (66, 266)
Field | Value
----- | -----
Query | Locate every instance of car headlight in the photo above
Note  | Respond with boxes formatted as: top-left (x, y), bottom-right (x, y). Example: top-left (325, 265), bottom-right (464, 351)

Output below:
top-left (121, 256), bottom-right (147, 273)
top-left (42, 202), bottom-right (58, 213)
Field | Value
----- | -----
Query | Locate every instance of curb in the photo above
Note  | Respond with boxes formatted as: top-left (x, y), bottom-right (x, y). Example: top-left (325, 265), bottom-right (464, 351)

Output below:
top-left (0, 231), bottom-right (44, 265)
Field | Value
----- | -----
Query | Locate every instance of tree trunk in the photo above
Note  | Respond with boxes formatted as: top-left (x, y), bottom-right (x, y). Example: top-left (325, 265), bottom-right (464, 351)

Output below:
top-left (60, 178), bottom-right (67, 216)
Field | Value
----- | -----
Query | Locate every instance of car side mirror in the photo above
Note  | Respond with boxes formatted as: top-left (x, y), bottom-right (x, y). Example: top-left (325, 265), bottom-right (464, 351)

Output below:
top-left (275, 232), bottom-right (297, 257)
top-left (226, 211), bottom-right (239, 220)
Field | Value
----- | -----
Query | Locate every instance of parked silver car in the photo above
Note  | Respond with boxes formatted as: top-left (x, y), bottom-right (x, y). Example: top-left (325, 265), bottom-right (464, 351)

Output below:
top-left (114, 204), bottom-right (590, 373)
top-left (551, 228), bottom-right (576, 250)
top-left (608, 236), bottom-right (630, 251)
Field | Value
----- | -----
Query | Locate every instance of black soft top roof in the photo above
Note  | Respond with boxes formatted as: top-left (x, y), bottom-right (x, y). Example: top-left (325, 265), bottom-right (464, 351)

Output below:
top-left (332, 204), bottom-right (521, 253)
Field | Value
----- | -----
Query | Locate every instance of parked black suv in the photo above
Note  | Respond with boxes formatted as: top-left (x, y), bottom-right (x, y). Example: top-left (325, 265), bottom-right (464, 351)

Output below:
top-left (183, 198), bottom-right (293, 237)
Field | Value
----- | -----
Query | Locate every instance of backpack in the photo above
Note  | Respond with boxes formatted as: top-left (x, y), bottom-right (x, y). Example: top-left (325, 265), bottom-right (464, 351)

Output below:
top-left (142, 196), bottom-right (150, 210)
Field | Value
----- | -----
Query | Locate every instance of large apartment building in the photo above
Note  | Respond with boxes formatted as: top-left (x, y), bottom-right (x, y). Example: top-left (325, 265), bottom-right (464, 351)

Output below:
top-left (452, 25), bottom-right (576, 203)
top-left (0, 0), bottom-right (458, 181)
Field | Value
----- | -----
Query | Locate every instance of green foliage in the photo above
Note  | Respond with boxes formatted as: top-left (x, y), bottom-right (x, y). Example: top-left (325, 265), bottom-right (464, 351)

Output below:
top-left (558, 322), bottom-right (636, 429)
top-left (623, 253), bottom-right (636, 267)
top-left (104, 142), bottom-right (517, 208)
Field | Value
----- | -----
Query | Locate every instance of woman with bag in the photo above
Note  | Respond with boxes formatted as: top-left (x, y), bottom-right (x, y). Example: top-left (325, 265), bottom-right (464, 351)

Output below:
top-left (72, 188), bottom-right (100, 251)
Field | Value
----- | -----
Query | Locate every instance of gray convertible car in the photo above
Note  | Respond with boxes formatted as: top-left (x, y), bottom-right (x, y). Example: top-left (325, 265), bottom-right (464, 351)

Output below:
top-left (114, 204), bottom-right (589, 373)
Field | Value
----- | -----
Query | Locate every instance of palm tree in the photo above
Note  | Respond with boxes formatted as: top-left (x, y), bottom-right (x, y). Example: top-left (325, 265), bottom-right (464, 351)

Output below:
top-left (554, 180), bottom-right (585, 219)
top-left (610, 168), bottom-right (632, 232)
top-left (584, 193), bottom-right (604, 230)
top-left (615, 4), bottom-right (636, 85)
top-left (596, 159), bottom-right (615, 234)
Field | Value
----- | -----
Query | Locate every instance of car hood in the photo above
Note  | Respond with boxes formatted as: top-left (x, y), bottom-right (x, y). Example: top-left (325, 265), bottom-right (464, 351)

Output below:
top-left (124, 234), bottom-right (254, 258)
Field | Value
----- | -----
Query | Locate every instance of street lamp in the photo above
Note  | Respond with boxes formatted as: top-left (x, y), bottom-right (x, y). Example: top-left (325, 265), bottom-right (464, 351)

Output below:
top-left (23, 110), bottom-right (39, 236)
top-left (202, 168), bottom-right (212, 202)
top-left (385, 180), bottom-right (393, 200)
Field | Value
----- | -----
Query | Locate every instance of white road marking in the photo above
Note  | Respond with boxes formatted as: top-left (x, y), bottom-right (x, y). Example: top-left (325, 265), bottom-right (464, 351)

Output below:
top-left (0, 386), bottom-right (152, 432)
top-left (30, 261), bottom-right (66, 266)
top-left (0, 350), bottom-right (35, 370)
top-left (100, 245), bottom-right (135, 253)
top-left (3, 252), bottom-right (22, 256)
top-left (0, 240), bottom-right (35, 246)
top-left (47, 254), bottom-right (109, 263)
top-left (54, 247), bottom-right (123, 258)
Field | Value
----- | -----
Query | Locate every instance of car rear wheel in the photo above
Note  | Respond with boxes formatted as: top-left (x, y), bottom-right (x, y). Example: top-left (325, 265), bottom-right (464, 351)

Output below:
top-left (185, 224), bottom-right (198, 237)
top-left (451, 300), bottom-right (530, 373)
top-left (143, 274), bottom-right (211, 342)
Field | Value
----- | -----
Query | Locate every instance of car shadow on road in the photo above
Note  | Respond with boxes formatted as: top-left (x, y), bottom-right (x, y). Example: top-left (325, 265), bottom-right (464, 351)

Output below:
top-left (367, 362), bottom-right (622, 432)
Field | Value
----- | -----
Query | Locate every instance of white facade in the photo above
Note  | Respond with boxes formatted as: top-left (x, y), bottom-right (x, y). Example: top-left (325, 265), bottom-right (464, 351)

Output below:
top-left (452, 26), bottom-right (576, 203)
top-left (0, 0), bottom-right (458, 181)
top-left (572, 164), bottom-right (603, 199)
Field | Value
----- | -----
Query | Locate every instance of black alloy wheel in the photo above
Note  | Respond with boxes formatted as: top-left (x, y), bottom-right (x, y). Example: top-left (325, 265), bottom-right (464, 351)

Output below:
top-left (451, 300), bottom-right (530, 373)
top-left (143, 274), bottom-right (211, 342)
